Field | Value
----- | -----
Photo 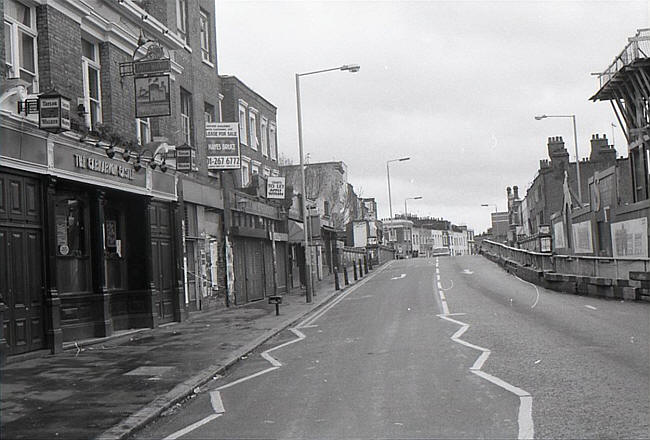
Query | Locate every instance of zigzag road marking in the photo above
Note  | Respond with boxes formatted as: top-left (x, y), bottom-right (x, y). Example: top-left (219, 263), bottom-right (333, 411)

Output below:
top-left (163, 261), bottom-right (393, 439)
top-left (434, 258), bottom-right (534, 440)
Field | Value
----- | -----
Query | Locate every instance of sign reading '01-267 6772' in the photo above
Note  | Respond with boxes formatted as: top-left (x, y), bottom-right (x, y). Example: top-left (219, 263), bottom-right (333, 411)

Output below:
top-left (206, 122), bottom-right (241, 170)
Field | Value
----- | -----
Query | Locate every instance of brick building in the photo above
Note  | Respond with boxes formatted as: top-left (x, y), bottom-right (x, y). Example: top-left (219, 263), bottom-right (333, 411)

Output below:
top-left (0, 0), bottom-right (288, 358)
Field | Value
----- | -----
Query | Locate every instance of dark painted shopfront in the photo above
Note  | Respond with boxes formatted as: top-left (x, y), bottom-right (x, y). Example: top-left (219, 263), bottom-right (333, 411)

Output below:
top-left (1, 121), bottom-right (181, 357)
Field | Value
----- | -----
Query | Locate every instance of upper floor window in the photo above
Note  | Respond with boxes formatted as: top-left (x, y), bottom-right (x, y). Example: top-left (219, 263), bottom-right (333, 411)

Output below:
top-left (260, 117), bottom-right (269, 157)
top-left (180, 88), bottom-right (193, 146)
top-left (176, 0), bottom-right (189, 44)
top-left (204, 102), bottom-right (215, 123)
top-left (269, 123), bottom-right (277, 160)
top-left (241, 156), bottom-right (251, 186)
top-left (137, 118), bottom-right (151, 144)
top-left (4, 0), bottom-right (38, 93)
top-left (249, 110), bottom-right (257, 150)
top-left (81, 38), bottom-right (102, 131)
top-left (238, 101), bottom-right (248, 145)
top-left (199, 9), bottom-right (212, 63)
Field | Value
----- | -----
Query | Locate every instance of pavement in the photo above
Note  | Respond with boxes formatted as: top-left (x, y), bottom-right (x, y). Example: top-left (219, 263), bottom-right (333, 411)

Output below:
top-left (0, 266), bottom-right (380, 440)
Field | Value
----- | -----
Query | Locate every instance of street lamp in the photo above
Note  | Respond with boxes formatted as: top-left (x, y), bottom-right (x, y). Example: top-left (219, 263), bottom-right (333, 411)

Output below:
top-left (480, 203), bottom-right (498, 213)
top-left (404, 196), bottom-right (422, 217)
top-left (386, 157), bottom-right (410, 219)
top-left (534, 114), bottom-right (582, 204)
top-left (296, 63), bottom-right (360, 303)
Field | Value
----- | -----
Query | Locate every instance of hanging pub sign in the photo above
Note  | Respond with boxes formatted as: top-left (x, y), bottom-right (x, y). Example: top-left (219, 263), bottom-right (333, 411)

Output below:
top-left (205, 122), bottom-right (241, 170)
top-left (176, 144), bottom-right (195, 172)
top-left (38, 92), bottom-right (71, 133)
top-left (267, 176), bottom-right (286, 199)
top-left (134, 75), bottom-right (171, 118)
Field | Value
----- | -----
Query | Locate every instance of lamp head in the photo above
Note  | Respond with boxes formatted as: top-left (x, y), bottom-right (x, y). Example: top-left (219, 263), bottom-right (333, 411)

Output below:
top-left (341, 64), bottom-right (360, 73)
top-left (534, 115), bottom-right (547, 120)
top-left (414, 196), bottom-right (423, 200)
top-left (399, 157), bottom-right (410, 161)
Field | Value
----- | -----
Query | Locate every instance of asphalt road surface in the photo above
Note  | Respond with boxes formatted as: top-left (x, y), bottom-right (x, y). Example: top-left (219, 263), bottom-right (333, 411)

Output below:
top-left (135, 256), bottom-right (650, 439)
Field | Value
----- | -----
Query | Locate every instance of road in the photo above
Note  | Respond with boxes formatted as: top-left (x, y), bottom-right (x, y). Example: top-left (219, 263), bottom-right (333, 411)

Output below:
top-left (135, 256), bottom-right (650, 439)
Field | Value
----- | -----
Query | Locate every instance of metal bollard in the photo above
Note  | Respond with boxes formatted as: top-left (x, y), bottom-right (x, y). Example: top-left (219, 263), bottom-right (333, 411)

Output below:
top-left (363, 256), bottom-right (369, 274)
top-left (343, 265), bottom-right (350, 285)
top-left (368, 255), bottom-right (373, 271)
top-left (334, 268), bottom-right (340, 290)
top-left (353, 262), bottom-right (358, 280)
top-left (358, 259), bottom-right (363, 278)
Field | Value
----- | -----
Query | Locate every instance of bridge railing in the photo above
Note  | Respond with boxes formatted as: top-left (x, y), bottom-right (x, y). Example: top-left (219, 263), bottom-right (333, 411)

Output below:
top-left (480, 240), bottom-right (650, 279)
top-left (597, 28), bottom-right (650, 89)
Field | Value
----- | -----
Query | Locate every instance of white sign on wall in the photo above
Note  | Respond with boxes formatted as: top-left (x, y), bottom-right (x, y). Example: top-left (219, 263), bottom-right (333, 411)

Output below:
top-left (611, 217), bottom-right (648, 258)
top-left (553, 221), bottom-right (566, 249)
top-left (572, 221), bottom-right (593, 254)
top-left (267, 176), bottom-right (286, 199)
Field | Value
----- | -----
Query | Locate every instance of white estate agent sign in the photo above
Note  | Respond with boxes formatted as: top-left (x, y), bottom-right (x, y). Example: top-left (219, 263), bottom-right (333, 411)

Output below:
top-left (206, 122), bottom-right (241, 170)
top-left (267, 176), bottom-right (285, 199)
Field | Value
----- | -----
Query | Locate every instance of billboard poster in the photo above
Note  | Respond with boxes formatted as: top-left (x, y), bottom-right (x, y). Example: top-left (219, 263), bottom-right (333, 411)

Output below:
top-left (206, 122), bottom-right (241, 170)
top-left (553, 221), bottom-right (566, 249)
top-left (267, 176), bottom-right (285, 199)
top-left (611, 217), bottom-right (648, 258)
top-left (572, 221), bottom-right (593, 254)
top-left (134, 75), bottom-right (171, 118)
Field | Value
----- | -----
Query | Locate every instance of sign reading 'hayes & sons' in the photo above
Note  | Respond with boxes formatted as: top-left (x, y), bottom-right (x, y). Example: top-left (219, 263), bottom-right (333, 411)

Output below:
top-left (206, 122), bottom-right (241, 170)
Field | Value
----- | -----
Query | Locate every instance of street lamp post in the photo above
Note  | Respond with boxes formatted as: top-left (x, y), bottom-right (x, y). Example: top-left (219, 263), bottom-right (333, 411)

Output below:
top-left (535, 114), bottom-right (582, 205)
top-left (404, 196), bottom-right (423, 217)
top-left (386, 157), bottom-right (410, 219)
top-left (296, 64), bottom-right (360, 303)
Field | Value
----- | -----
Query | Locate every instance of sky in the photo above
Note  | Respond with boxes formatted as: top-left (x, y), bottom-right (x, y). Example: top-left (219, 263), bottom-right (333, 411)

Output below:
top-left (215, 0), bottom-right (649, 233)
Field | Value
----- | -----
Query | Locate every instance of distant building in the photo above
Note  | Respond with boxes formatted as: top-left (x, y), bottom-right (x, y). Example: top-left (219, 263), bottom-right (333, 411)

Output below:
top-left (382, 218), bottom-right (414, 257)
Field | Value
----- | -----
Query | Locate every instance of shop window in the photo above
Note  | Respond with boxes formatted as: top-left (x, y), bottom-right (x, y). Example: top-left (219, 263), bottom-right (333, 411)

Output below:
top-left (81, 38), bottom-right (102, 131)
top-left (55, 198), bottom-right (86, 257)
top-left (4, 0), bottom-right (38, 93)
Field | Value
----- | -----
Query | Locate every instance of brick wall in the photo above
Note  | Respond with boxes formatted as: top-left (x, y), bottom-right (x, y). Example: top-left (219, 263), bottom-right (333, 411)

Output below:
top-left (99, 43), bottom-right (137, 143)
top-left (36, 5), bottom-right (83, 103)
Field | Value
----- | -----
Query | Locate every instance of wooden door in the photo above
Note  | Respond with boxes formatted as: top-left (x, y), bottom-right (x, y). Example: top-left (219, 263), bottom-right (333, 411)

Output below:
top-left (245, 239), bottom-right (265, 301)
top-left (0, 173), bottom-right (45, 355)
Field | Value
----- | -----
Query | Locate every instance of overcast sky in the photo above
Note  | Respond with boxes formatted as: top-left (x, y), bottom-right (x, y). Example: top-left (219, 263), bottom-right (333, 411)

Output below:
top-left (216, 0), bottom-right (648, 233)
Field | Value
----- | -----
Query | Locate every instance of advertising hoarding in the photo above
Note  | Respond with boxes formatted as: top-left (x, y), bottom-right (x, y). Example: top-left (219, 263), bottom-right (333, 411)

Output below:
top-left (572, 221), bottom-right (593, 254)
top-left (611, 217), bottom-right (648, 258)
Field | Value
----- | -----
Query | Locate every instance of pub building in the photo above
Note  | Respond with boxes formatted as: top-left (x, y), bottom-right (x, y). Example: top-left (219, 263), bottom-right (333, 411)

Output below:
top-left (1, 94), bottom-right (181, 357)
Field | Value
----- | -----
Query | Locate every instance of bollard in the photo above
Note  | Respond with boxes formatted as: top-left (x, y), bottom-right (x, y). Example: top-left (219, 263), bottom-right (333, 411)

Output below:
top-left (268, 296), bottom-right (282, 316)
top-left (343, 265), bottom-right (350, 285)
top-left (358, 259), bottom-right (363, 278)
top-left (368, 255), bottom-right (373, 271)
top-left (353, 262), bottom-right (358, 280)
top-left (363, 256), bottom-right (369, 274)
top-left (334, 268), bottom-right (340, 290)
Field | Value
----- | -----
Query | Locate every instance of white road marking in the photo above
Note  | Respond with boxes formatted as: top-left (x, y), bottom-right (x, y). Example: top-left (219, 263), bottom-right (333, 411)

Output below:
top-left (462, 269), bottom-right (474, 274)
top-left (210, 391), bottom-right (225, 413)
top-left (584, 305), bottom-right (597, 310)
top-left (435, 258), bottom-right (534, 440)
top-left (391, 273), bottom-right (406, 280)
top-left (162, 414), bottom-right (222, 440)
top-left (513, 275), bottom-right (540, 309)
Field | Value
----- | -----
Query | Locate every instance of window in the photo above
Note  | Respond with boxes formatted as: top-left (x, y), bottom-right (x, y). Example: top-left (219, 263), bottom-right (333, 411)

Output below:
top-left (249, 110), bottom-right (258, 150)
top-left (180, 88), bottom-right (193, 145)
top-left (251, 162), bottom-right (259, 175)
top-left (269, 123), bottom-right (277, 160)
top-left (241, 157), bottom-right (251, 186)
top-left (263, 167), bottom-right (270, 177)
top-left (176, 0), bottom-right (188, 43)
top-left (218, 94), bottom-right (224, 122)
top-left (136, 118), bottom-right (151, 144)
top-left (204, 102), bottom-right (215, 123)
top-left (261, 117), bottom-right (268, 157)
top-left (199, 9), bottom-right (212, 63)
top-left (4, 0), bottom-right (38, 93)
top-left (324, 200), bottom-right (330, 217)
top-left (238, 101), bottom-right (248, 145)
top-left (82, 38), bottom-right (102, 131)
